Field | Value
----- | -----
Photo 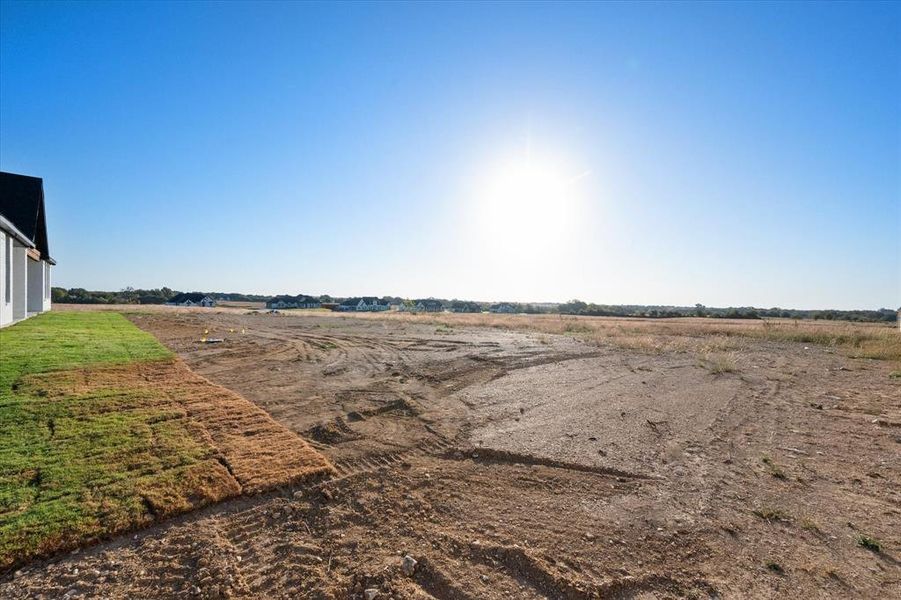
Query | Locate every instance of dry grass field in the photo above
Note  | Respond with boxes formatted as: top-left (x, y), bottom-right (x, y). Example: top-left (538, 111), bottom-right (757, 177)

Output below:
top-left (55, 303), bottom-right (901, 364)
top-left (343, 310), bottom-right (901, 362)
top-left (3, 306), bottom-right (899, 599)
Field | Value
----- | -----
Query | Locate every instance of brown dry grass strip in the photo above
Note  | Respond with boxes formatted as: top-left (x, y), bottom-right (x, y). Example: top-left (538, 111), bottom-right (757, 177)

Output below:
top-left (24, 359), bottom-right (335, 494)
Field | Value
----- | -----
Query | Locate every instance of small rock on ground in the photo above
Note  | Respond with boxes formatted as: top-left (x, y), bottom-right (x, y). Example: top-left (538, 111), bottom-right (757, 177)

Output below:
top-left (401, 555), bottom-right (418, 577)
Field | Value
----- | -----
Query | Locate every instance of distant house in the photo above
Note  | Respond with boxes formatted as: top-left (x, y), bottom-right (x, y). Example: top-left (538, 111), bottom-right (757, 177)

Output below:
top-left (414, 299), bottom-right (445, 312)
top-left (450, 300), bottom-right (481, 313)
top-left (265, 294), bottom-right (321, 309)
top-left (337, 298), bottom-right (362, 311)
top-left (336, 297), bottom-right (390, 312)
top-left (166, 293), bottom-right (216, 307)
top-left (296, 295), bottom-right (321, 309)
top-left (489, 302), bottom-right (517, 314)
top-left (266, 296), bottom-right (297, 309)
top-left (0, 172), bottom-right (56, 328)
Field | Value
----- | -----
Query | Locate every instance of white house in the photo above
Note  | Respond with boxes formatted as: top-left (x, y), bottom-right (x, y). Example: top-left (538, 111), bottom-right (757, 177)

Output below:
top-left (265, 294), bottom-right (321, 309)
top-left (0, 172), bottom-right (55, 328)
top-left (336, 297), bottom-right (390, 312)
top-left (165, 293), bottom-right (216, 307)
top-left (267, 297), bottom-right (298, 309)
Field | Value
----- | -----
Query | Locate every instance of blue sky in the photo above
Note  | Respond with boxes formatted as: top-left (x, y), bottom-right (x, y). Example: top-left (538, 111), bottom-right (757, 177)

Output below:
top-left (1, 1), bottom-right (898, 309)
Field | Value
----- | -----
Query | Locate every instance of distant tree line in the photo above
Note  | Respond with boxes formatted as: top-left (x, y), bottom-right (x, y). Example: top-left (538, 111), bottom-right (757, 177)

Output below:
top-left (557, 300), bottom-right (898, 323)
top-left (51, 288), bottom-right (898, 323)
top-left (51, 287), bottom-right (271, 305)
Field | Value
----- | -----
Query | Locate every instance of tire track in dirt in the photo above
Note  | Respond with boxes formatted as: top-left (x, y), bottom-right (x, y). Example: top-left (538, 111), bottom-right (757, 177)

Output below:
top-left (451, 447), bottom-right (660, 481)
top-left (329, 437), bottom-right (454, 480)
top-left (215, 503), bottom-right (327, 596)
top-left (411, 534), bottom-right (720, 600)
top-left (250, 329), bottom-right (351, 365)
top-left (412, 559), bottom-right (481, 600)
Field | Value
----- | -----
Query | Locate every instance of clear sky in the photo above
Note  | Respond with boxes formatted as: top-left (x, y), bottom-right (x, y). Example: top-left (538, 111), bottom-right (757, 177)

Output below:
top-left (1, 1), bottom-right (898, 309)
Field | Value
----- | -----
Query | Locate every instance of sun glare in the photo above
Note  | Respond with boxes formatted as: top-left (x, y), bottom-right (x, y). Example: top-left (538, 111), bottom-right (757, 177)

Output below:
top-left (473, 153), bottom-right (587, 261)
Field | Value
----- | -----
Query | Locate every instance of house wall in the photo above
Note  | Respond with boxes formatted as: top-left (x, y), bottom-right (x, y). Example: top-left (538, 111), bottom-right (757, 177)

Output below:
top-left (0, 231), bottom-right (12, 327)
top-left (12, 243), bottom-right (28, 321)
top-left (44, 263), bottom-right (52, 312)
top-left (27, 258), bottom-right (47, 313)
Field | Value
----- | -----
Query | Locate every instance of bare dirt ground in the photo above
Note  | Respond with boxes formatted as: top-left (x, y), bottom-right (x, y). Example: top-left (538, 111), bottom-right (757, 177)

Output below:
top-left (3, 308), bottom-right (899, 599)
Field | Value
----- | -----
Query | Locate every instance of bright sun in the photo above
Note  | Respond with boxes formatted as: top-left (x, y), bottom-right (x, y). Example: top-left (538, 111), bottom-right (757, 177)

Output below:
top-left (474, 154), bottom-right (586, 260)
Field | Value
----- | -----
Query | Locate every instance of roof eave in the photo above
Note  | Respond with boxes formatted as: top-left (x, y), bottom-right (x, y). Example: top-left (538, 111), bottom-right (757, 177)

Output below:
top-left (0, 214), bottom-right (36, 248)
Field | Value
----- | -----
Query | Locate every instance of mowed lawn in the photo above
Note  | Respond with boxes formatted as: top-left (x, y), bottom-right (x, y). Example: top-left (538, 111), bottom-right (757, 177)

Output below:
top-left (0, 312), bottom-right (236, 569)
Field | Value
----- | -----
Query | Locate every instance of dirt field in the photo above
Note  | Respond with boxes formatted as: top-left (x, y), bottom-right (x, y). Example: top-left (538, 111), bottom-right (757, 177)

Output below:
top-left (3, 308), bottom-right (899, 598)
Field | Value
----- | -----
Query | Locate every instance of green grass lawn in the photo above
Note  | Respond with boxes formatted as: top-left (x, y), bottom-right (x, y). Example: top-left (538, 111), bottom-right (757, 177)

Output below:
top-left (0, 312), bottom-right (235, 569)
top-left (0, 312), bottom-right (172, 389)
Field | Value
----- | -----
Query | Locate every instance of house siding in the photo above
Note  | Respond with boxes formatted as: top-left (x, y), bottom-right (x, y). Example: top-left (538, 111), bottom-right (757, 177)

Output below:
top-left (44, 264), bottom-right (52, 312)
top-left (0, 230), bottom-right (12, 327)
top-left (27, 258), bottom-right (43, 313)
top-left (0, 234), bottom-right (53, 327)
top-left (11, 243), bottom-right (27, 322)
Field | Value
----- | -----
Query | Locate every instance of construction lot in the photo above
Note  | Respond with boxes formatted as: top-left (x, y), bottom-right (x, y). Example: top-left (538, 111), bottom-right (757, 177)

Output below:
top-left (3, 307), bottom-right (899, 598)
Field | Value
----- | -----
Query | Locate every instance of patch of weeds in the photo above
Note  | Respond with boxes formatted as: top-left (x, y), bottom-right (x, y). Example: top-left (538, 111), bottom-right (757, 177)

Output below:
top-left (890, 370), bottom-right (901, 379)
top-left (761, 456), bottom-right (787, 479)
top-left (765, 560), bottom-right (784, 574)
top-left (562, 321), bottom-right (593, 334)
top-left (800, 518), bottom-right (821, 533)
top-left (753, 506), bottom-right (790, 522)
top-left (435, 324), bottom-right (454, 334)
top-left (700, 352), bottom-right (738, 374)
top-left (857, 535), bottom-right (881, 553)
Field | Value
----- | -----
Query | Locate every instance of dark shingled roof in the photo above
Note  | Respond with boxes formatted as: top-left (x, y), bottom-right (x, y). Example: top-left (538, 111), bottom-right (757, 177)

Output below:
top-left (0, 171), bottom-right (53, 263)
top-left (169, 292), bottom-right (210, 304)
